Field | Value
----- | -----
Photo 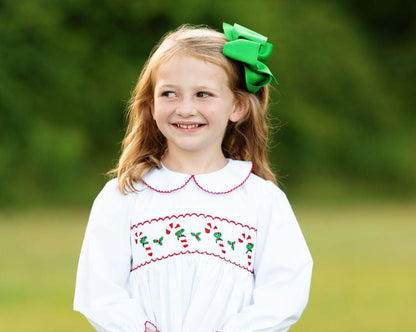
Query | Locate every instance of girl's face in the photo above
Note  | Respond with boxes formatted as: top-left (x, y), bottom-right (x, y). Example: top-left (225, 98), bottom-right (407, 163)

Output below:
top-left (151, 55), bottom-right (244, 161)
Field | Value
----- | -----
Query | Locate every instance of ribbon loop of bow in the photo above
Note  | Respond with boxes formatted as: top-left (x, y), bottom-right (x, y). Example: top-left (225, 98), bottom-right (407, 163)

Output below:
top-left (223, 22), bottom-right (278, 93)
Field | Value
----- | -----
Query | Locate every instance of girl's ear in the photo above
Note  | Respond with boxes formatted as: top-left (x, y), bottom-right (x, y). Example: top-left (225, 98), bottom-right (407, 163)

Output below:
top-left (229, 98), bottom-right (247, 123)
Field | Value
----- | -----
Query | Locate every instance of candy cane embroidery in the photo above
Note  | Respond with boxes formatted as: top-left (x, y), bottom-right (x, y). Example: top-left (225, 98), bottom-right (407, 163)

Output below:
top-left (131, 214), bottom-right (256, 273)
top-left (175, 228), bottom-right (189, 248)
top-left (214, 232), bottom-right (225, 255)
top-left (166, 223), bottom-right (189, 248)
top-left (246, 243), bottom-right (254, 266)
top-left (205, 223), bottom-right (226, 255)
top-left (238, 233), bottom-right (254, 267)
top-left (166, 222), bottom-right (181, 235)
top-left (214, 232), bottom-right (226, 254)
top-left (135, 232), bottom-right (153, 257)
top-left (205, 222), bottom-right (214, 234)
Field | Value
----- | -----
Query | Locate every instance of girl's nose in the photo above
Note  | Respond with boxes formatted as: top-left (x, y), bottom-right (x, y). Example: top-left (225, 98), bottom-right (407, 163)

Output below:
top-left (175, 97), bottom-right (197, 117)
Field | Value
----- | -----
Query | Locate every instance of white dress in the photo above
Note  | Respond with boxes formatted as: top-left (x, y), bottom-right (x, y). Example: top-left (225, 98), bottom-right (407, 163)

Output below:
top-left (74, 159), bottom-right (313, 332)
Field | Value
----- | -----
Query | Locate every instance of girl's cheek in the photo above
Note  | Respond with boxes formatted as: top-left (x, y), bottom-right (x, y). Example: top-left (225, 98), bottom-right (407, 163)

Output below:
top-left (153, 99), bottom-right (166, 109)
top-left (161, 101), bottom-right (178, 110)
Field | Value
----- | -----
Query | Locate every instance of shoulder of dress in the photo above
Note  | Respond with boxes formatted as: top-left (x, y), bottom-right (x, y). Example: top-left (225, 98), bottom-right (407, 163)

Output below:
top-left (103, 177), bottom-right (119, 190)
top-left (98, 178), bottom-right (122, 197)
top-left (93, 178), bottom-right (136, 208)
top-left (246, 174), bottom-right (289, 201)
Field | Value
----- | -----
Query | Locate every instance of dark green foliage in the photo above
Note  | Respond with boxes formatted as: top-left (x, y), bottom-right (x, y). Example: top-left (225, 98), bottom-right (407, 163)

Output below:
top-left (0, 0), bottom-right (414, 206)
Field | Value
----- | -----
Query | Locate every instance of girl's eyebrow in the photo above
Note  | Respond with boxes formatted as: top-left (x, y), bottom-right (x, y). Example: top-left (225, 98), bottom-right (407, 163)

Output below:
top-left (155, 83), bottom-right (177, 89)
top-left (191, 84), bottom-right (224, 93)
top-left (156, 83), bottom-right (221, 93)
top-left (194, 85), bottom-right (217, 90)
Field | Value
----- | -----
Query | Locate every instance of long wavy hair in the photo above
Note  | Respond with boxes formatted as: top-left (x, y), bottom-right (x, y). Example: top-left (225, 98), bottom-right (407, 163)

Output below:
top-left (110, 24), bottom-right (277, 194)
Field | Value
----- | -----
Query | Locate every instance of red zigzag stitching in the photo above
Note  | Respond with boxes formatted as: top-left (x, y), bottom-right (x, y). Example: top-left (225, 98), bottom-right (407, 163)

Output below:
top-left (141, 163), bottom-right (253, 195)
top-left (131, 250), bottom-right (254, 274)
top-left (130, 212), bottom-right (257, 231)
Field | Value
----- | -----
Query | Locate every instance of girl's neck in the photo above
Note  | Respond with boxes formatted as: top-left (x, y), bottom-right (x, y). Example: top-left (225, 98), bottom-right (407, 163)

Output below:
top-left (162, 150), bottom-right (228, 175)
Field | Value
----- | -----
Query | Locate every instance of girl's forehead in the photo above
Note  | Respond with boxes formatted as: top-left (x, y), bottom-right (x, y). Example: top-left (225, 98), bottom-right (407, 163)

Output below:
top-left (158, 55), bottom-right (228, 76)
top-left (159, 54), bottom-right (222, 69)
top-left (153, 55), bottom-right (230, 84)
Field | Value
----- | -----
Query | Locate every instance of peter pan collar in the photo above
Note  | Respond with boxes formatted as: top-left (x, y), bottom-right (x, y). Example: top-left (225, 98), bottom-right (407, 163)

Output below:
top-left (141, 159), bottom-right (253, 195)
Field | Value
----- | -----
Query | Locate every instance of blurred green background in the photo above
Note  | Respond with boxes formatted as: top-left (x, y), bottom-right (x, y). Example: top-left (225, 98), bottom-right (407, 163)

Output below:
top-left (1, 0), bottom-right (415, 331)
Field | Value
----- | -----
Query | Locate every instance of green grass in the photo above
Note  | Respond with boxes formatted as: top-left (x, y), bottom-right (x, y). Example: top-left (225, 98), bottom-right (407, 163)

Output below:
top-left (0, 209), bottom-right (92, 331)
top-left (0, 203), bottom-right (415, 331)
top-left (292, 203), bottom-right (416, 332)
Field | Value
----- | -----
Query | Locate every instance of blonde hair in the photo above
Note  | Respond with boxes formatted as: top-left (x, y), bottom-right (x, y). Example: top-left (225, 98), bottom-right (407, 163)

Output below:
top-left (110, 24), bottom-right (277, 193)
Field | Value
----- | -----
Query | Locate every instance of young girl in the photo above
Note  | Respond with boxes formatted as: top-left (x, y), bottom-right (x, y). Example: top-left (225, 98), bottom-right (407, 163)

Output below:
top-left (74, 22), bottom-right (313, 332)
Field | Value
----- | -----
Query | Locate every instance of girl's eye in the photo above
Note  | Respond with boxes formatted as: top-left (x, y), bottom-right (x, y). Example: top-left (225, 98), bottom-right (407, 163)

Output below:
top-left (162, 91), bottom-right (176, 98)
top-left (196, 91), bottom-right (210, 98)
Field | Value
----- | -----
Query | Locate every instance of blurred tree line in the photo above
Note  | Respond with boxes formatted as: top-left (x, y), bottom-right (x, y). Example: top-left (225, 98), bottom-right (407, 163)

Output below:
top-left (0, 0), bottom-right (415, 206)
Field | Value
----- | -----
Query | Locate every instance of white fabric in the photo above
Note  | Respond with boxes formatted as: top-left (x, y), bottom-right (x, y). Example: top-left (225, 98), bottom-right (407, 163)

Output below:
top-left (74, 159), bottom-right (313, 332)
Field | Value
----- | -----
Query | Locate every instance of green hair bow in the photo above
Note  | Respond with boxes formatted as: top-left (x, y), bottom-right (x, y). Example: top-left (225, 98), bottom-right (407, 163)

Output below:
top-left (223, 22), bottom-right (278, 93)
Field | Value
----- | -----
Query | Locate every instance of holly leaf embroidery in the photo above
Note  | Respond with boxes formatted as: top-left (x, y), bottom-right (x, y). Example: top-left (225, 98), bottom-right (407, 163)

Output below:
top-left (191, 232), bottom-right (201, 241)
top-left (175, 228), bottom-right (185, 240)
top-left (246, 243), bottom-right (254, 253)
top-left (214, 232), bottom-right (222, 243)
top-left (139, 236), bottom-right (148, 247)
top-left (153, 237), bottom-right (164, 246)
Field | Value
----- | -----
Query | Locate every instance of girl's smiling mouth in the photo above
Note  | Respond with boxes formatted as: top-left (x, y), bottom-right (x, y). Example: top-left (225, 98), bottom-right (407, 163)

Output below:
top-left (173, 123), bottom-right (206, 129)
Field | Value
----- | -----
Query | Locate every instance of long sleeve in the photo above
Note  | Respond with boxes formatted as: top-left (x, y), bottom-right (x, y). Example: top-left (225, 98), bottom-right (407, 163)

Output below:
top-left (74, 180), bottom-right (150, 332)
top-left (220, 182), bottom-right (313, 332)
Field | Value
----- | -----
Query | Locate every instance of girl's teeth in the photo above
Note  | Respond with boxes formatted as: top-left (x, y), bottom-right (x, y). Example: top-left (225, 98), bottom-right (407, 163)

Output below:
top-left (177, 124), bottom-right (199, 129)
